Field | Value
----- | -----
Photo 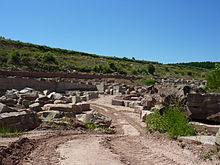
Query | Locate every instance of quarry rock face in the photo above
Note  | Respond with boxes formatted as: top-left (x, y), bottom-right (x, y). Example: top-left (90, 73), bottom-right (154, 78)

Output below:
top-left (186, 93), bottom-right (220, 120)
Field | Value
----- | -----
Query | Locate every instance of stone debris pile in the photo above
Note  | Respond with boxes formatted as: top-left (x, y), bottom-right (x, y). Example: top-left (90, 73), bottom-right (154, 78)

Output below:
top-left (0, 87), bottom-right (99, 131)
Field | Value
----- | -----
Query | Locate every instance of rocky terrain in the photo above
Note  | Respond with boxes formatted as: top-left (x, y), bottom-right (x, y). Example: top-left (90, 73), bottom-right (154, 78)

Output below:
top-left (0, 74), bottom-right (220, 165)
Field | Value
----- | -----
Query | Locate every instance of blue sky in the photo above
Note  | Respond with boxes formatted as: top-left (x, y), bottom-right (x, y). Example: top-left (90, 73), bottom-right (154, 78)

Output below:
top-left (0, 0), bottom-right (219, 63)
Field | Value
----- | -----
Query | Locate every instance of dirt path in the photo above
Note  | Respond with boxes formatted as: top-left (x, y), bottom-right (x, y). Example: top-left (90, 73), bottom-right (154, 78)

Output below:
top-left (57, 95), bottom-right (220, 165)
top-left (2, 95), bottom-right (219, 165)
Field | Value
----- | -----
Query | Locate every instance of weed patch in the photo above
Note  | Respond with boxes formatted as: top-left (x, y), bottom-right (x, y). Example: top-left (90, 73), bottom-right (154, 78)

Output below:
top-left (0, 127), bottom-right (24, 137)
top-left (146, 105), bottom-right (196, 139)
top-left (84, 123), bottom-right (108, 131)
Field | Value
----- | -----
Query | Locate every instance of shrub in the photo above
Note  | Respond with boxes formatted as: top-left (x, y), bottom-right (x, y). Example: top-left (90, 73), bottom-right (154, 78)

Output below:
top-left (0, 50), bottom-right (9, 64)
top-left (206, 68), bottom-right (220, 89)
top-left (76, 65), bottom-right (91, 73)
top-left (41, 53), bottom-right (57, 64)
top-left (142, 79), bottom-right (157, 86)
top-left (8, 51), bottom-right (20, 64)
top-left (146, 105), bottom-right (195, 139)
top-left (148, 64), bottom-right (155, 75)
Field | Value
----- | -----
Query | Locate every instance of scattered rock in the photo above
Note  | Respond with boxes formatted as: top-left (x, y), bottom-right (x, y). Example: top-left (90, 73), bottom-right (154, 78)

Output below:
top-left (0, 96), bottom-right (17, 107)
top-left (29, 103), bottom-right (42, 112)
top-left (0, 103), bottom-right (16, 113)
top-left (0, 111), bottom-right (41, 131)
top-left (82, 112), bottom-right (112, 127)
top-left (141, 95), bottom-right (156, 110)
top-left (140, 110), bottom-right (153, 122)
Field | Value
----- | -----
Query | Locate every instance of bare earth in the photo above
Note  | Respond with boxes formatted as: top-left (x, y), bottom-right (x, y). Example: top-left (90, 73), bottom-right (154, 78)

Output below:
top-left (1, 95), bottom-right (220, 165)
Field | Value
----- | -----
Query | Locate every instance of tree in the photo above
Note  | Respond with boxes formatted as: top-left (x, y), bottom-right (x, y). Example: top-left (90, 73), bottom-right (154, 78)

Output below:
top-left (148, 64), bottom-right (155, 75)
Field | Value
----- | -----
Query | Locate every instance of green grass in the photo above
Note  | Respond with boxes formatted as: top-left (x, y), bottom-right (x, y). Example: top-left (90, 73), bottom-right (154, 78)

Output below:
top-left (0, 127), bottom-right (24, 137)
top-left (0, 37), bottom-right (215, 80)
top-left (141, 79), bottom-right (157, 86)
top-left (146, 105), bottom-right (196, 139)
top-left (47, 120), bottom-right (72, 127)
top-left (84, 123), bottom-right (108, 131)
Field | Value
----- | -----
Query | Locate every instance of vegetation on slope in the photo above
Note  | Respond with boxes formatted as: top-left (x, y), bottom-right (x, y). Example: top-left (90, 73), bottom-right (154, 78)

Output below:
top-left (206, 67), bottom-right (220, 92)
top-left (0, 37), bottom-right (216, 79)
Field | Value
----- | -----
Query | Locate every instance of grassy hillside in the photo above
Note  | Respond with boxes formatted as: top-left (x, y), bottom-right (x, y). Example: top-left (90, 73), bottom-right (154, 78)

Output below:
top-left (0, 37), bottom-right (217, 80)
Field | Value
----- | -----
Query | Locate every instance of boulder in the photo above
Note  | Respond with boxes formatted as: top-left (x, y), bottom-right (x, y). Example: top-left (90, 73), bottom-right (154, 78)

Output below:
top-left (76, 103), bottom-right (90, 111)
top-left (82, 112), bottom-right (112, 127)
top-left (19, 87), bottom-right (35, 94)
top-left (71, 96), bottom-right (81, 104)
top-left (43, 90), bottom-right (50, 96)
top-left (141, 95), bottom-right (156, 110)
top-left (80, 96), bottom-right (87, 102)
top-left (22, 99), bottom-right (32, 108)
top-left (43, 103), bottom-right (83, 114)
top-left (186, 93), bottom-right (220, 120)
top-left (112, 99), bottom-right (124, 106)
top-left (86, 92), bottom-right (99, 100)
top-left (129, 101), bottom-right (141, 108)
top-left (37, 110), bottom-right (63, 120)
top-left (190, 122), bottom-right (220, 134)
top-left (124, 100), bottom-right (131, 107)
top-left (5, 89), bottom-right (19, 99)
top-left (29, 103), bottom-right (42, 112)
top-left (146, 86), bottom-right (158, 94)
top-left (216, 128), bottom-right (220, 146)
top-left (20, 92), bottom-right (39, 101)
top-left (0, 111), bottom-right (41, 131)
top-left (0, 103), bottom-right (16, 113)
top-left (140, 110), bottom-right (153, 122)
top-left (35, 96), bottom-right (52, 105)
top-left (0, 96), bottom-right (17, 107)
top-left (54, 100), bottom-right (67, 104)
top-left (48, 92), bottom-right (63, 100)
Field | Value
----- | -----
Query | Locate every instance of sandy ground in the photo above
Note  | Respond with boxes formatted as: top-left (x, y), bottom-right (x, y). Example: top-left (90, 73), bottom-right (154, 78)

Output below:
top-left (1, 95), bottom-right (220, 165)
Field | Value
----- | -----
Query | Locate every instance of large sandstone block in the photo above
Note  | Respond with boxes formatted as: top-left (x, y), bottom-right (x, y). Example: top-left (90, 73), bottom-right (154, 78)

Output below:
top-left (43, 104), bottom-right (76, 112)
top-left (76, 103), bottom-right (90, 111)
top-left (0, 111), bottom-right (41, 131)
top-left (112, 99), bottom-right (124, 106)
top-left (29, 103), bottom-right (42, 112)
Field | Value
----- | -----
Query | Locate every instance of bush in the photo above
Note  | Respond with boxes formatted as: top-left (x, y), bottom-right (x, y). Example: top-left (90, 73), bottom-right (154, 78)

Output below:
top-left (0, 50), bottom-right (9, 64)
top-left (8, 51), bottom-right (20, 64)
top-left (148, 64), bottom-right (156, 75)
top-left (142, 79), bottom-right (157, 86)
top-left (41, 53), bottom-right (57, 64)
top-left (206, 68), bottom-right (220, 89)
top-left (146, 105), bottom-right (195, 139)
